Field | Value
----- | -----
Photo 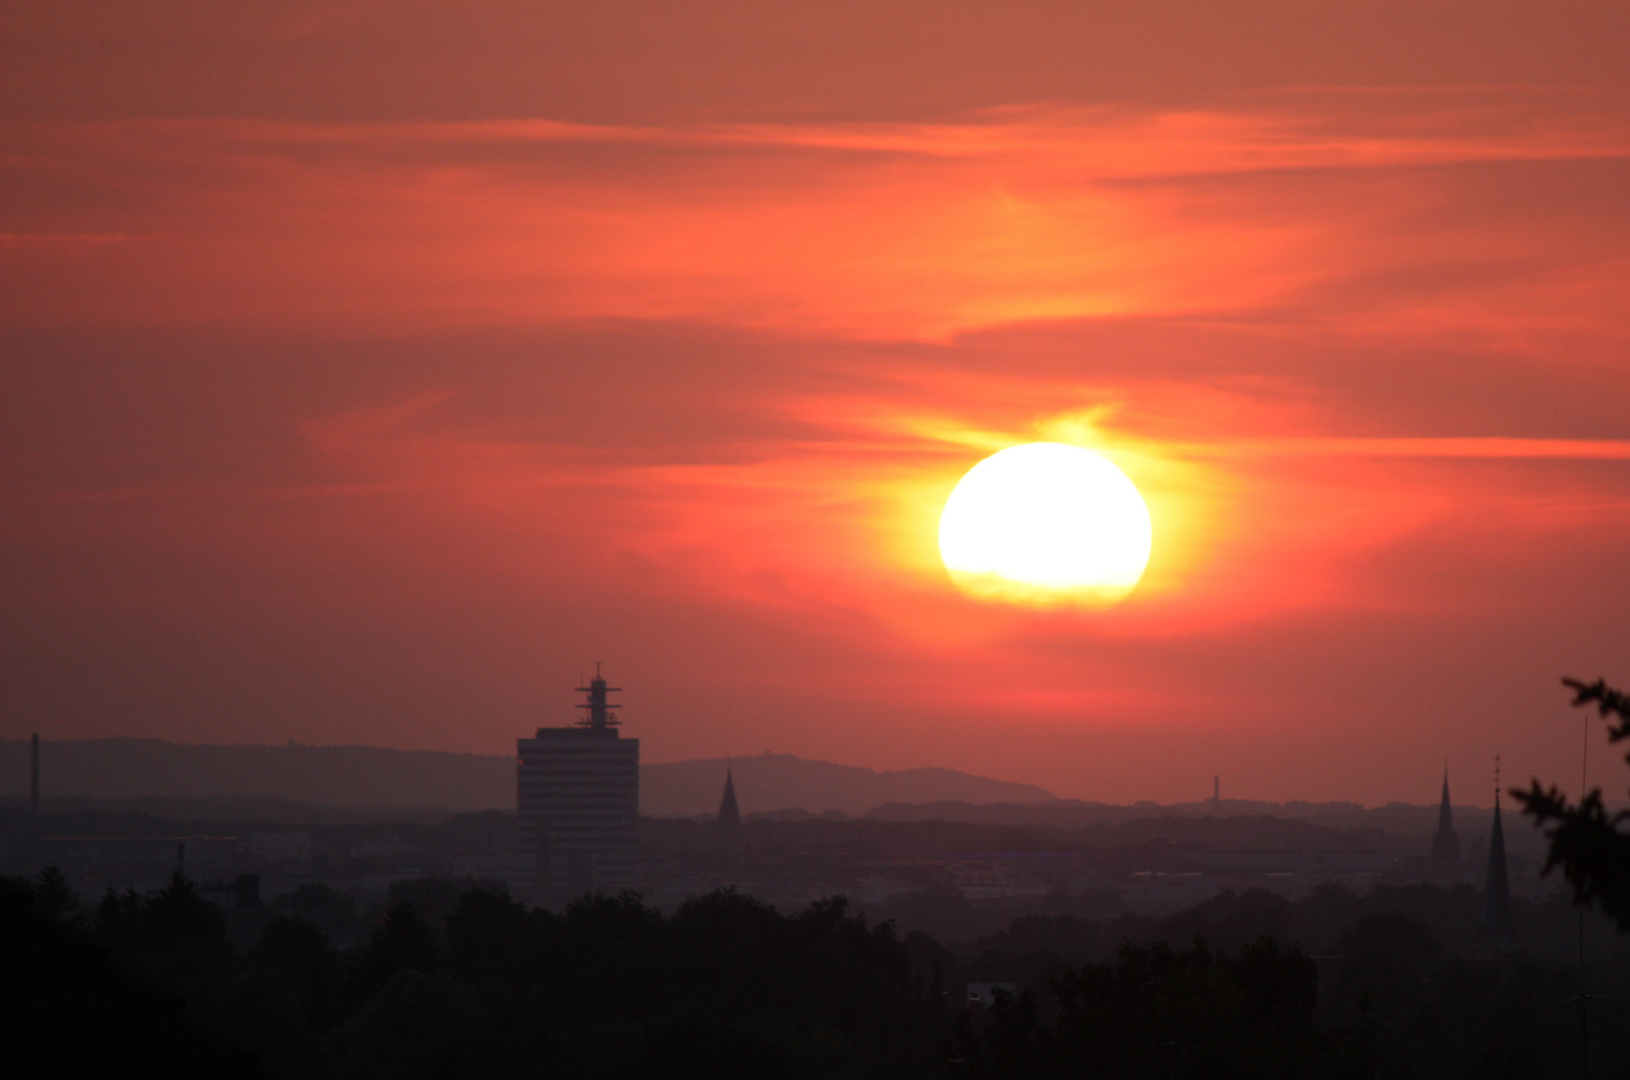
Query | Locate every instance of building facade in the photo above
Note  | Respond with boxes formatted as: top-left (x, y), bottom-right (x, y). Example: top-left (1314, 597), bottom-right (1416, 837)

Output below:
top-left (517, 670), bottom-right (640, 899)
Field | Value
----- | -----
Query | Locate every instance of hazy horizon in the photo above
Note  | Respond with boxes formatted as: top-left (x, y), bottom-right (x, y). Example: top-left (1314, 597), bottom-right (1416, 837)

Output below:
top-left (0, 735), bottom-right (1541, 815)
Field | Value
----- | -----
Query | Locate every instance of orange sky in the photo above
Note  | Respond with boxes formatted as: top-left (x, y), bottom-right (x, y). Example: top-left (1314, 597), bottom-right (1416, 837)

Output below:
top-left (4, 2), bottom-right (1630, 805)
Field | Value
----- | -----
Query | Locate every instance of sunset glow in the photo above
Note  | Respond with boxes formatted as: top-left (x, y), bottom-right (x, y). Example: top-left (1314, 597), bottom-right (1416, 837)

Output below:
top-left (4, 1), bottom-right (1630, 806)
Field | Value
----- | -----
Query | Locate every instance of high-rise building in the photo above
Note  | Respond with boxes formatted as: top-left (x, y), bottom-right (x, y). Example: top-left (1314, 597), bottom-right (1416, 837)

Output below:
top-left (517, 668), bottom-right (640, 899)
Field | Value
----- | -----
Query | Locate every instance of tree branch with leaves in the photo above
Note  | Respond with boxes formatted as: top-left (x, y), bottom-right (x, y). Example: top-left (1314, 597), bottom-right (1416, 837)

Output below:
top-left (1511, 677), bottom-right (1630, 930)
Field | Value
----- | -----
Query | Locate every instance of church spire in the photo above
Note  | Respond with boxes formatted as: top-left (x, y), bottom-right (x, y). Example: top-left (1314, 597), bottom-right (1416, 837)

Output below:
top-left (1431, 764), bottom-right (1460, 864)
top-left (1475, 756), bottom-right (1519, 953)
top-left (716, 761), bottom-right (741, 828)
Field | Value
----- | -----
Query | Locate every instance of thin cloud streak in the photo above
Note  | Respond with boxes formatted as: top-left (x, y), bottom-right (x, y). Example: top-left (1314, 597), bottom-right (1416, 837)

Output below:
top-left (1197, 437), bottom-right (1630, 459)
top-left (4, 94), bottom-right (1627, 340)
top-left (24, 98), bottom-right (1628, 169)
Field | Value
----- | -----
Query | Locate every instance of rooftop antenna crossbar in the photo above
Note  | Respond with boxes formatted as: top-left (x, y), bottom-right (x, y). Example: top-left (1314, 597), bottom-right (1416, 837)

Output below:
top-left (575, 660), bottom-right (622, 730)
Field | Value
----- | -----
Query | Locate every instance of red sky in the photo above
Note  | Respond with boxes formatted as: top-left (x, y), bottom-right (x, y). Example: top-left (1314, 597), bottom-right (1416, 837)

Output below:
top-left (4, 1), bottom-right (1630, 805)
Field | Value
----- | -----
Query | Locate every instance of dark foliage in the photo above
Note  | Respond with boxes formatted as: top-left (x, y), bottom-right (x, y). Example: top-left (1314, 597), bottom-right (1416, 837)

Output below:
top-left (0, 875), bottom-right (258, 1078)
top-left (444, 887), bottom-right (537, 988)
top-left (9, 863), bottom-right (1628, 1078)
top-left (206, 964), bottom-right (322, 1080)
top-left (951, 937), bottom-right (1333, 1080)
top-left (273, 881), bottom-right (361, 945)
top-left (958, 887), bottom-right (1630, 1080)
top-left (34, 865), bottom-right (81, 922)
top-left (93, 871), bottom-right (235, 1005)
top-left (443, 888), bottom-right (943, 1079)
top-left (343, 901), bottom-right (441, 1010)
top-left (251, 914), bottom-right (342, 1031)
top-left (1513, 677), bottom-right (1630, 929)
top-left (330, 970), bottom-right (483, 1080)
top-left (960, 884), bottom-right (1491, 987)
top-left (1320, 920), bottom-right (1601, 1080)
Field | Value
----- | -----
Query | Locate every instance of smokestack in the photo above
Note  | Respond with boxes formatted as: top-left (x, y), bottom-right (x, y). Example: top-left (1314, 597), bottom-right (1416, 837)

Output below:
top-left (1213, 775), bottom-right (1220, 815)
top-left (30, 733), bottom-right (39, 816)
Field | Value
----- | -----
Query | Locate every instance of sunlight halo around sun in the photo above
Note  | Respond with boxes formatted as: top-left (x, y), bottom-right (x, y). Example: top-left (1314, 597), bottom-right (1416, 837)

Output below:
top-left (938, 442), bottom-right (1153, 606)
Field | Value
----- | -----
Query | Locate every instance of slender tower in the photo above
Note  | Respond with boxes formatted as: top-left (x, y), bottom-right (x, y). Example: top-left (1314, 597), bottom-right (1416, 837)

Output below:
top-left (1431, 765), bottom-right (1460, 865)
top-left (717, 763), bottom-right (741, 828)
top-left (30, 733), bottom-right (40, 817)
top-left (1475, 756), bottom-right (1519, 953)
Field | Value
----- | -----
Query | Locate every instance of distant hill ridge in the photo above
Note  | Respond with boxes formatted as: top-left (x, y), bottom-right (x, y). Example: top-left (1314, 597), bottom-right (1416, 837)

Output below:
top-left (0, 738), bottom-right (1056, 816)
top-left (0, 737), bottom-right (512, 810)
top-left (643, 753), bottom-right (1058, 816)
top-left (864, 798), bottom-right (1505, 838)
top-left (0, 739), bottom-right (1491, 831)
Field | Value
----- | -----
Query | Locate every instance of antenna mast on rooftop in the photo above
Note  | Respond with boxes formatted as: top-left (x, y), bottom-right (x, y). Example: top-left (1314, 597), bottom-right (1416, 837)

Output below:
top-left (575, 661), bottom-right (622, 731)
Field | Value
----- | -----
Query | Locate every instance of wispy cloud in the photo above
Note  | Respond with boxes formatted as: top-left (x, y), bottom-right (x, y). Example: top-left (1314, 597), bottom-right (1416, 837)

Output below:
top-left (3, 94), bottom-right (1626, 341)
top-left (1196, 437), bottom-right (1630, 460)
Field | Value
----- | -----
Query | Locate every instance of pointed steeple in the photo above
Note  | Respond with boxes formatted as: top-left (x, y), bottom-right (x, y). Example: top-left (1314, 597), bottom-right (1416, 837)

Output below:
top-left (1475, 757), bottom-right (1519, 953)
top-left (716, 762), bottom-right (741, 828)
top-left (1431, 765), bottom-right (1460, 864)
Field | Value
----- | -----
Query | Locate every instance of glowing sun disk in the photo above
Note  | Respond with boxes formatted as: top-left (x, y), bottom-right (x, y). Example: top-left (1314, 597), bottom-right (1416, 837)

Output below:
top-left (938, 442), bottom-right (1152, 604)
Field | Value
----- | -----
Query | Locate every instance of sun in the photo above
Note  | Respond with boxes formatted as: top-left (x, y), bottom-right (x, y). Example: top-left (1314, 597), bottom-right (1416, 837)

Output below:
top-left (938, 442), bottom-right (1152, 605)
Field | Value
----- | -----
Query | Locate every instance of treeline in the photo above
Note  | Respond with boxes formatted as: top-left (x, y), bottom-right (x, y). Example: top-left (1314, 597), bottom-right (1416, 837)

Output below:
top-left (4, 869), bottom-right (950, 1079)
top-left (3, 869), bottom-right (1627, 1079)
top-left (962, 881), bottom-right (1612, 973)
top-left (952, 915), bottom-right (1627, 1079)
top-left (954, 886), bottom-right (1629, 1078)
top-left (951, 937), bottom-right (1334, 1079)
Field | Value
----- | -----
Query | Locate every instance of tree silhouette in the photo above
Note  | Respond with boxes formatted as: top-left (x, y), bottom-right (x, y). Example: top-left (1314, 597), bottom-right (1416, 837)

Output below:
top-left (1512, 677), bottom-right (1630, 929)
top-left (444, 887), bottom-right (537, 990)
top-left (344, 901), bottom-right (440, 1009)
top-left (90, 872), bottom-right (234, 1005)
top-left (206, 964), bottom-right (321, 1080)
top-left (144, 871), bottom-right (227, 950)
top-left (330, 970), bottom-right (482, 1080)
top-left (93, 886), bottom-right (145, 947)
top-left (32, 865), bottom-right (78, 922)
top-left (252, 914), bottom-right (341, 1031)
top-left (950, 937), bottom-right (1329, 1080)
top-left (1, 876), bottom-right (258, 1077)
top-left (274, 881), bottom-right (360, 943)
top-left (17, 868), bottom-right (1627, 1078)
